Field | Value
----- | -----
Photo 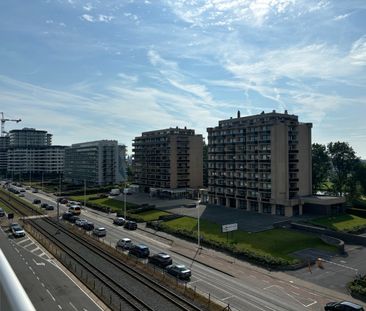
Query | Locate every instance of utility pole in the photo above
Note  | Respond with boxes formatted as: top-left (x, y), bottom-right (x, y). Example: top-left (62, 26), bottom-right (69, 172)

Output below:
top-left (84, 179), bottom-right (86, 208)
top-left (197, 191), bottom-right (202, 249)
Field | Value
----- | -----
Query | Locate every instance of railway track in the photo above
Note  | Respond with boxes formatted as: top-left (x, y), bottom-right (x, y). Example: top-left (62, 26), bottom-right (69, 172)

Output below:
top-left (0, 190), bottom-right (203, 311)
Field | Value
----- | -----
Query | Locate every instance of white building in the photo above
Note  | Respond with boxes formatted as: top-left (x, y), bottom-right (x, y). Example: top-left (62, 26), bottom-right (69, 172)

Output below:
top-left (64, 140), bottom-right (127, 186)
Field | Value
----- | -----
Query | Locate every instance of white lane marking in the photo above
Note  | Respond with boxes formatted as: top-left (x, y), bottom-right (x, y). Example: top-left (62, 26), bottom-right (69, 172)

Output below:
top-left (262, 280), bottom-right (270, 283)
top-left (30, 247), bottom-right (40, 253)
top-left (289, 284), bottom-right (300, 289)
top-left (17, 238), bottom-right (30, 245)
top-left (25, 261), bottom-right (28, 265)
top-left (69, 302), bottom-right (78, 311)
top-left (58, 305), bottom-right (62, 309)
top-left (263, 285), bottom-right (283, 290)
top-left (36, 277), bottom-right (40, 281)
top-left (290, 291), bottom-right (300, 296)
top-left (28, 266), bottom-right (33, 272)
top-left (47, 289), bottom-right (56, 301)
top-left (250, 274), bottom-right (256, 279)
top-left (41, 283), bottom-right (45, 287)
top-left (222, 295), bottom-right (235, 301)
top-left (305, 301), bottom-right (317, 307)
top-left (33, 259), bottom-right (45, 266)
top-left (23, 242), bottom-right (35, 248)
top-left (188, 279), bottom-right (201, 285)
top-left (14, 247), bottom-right (20, 253)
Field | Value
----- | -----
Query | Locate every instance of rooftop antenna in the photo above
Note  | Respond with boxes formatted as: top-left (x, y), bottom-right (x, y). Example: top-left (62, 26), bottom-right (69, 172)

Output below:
top-left (0, 112), bottom-right (21, 137)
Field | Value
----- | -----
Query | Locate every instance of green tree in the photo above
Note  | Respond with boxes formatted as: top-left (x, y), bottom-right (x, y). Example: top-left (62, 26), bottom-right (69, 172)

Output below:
top-left (327, 142), bottom-right (359, 196)
top-left (312, 143), bottom-right (331, 194)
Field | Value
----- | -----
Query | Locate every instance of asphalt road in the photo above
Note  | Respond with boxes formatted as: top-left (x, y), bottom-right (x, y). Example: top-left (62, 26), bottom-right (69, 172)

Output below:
top-left (13, 188), bottom-right (365, 311)
top-left (0, 224), bottom-right (103, 311)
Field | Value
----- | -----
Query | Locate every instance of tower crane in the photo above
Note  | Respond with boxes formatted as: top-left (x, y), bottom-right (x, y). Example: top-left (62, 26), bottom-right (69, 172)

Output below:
top-left (0, 112), bottom-right (21, 137)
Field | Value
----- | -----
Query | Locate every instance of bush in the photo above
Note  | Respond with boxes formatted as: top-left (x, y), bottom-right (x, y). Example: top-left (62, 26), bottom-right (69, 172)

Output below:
top-left (348, 275), bottom-right (366, 300)
top-left (352, 199), bottom-right (366, 210)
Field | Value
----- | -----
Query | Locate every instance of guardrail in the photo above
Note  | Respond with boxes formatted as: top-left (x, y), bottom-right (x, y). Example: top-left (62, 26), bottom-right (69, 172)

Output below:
top-left (0, 249), bottom-right (36, 311)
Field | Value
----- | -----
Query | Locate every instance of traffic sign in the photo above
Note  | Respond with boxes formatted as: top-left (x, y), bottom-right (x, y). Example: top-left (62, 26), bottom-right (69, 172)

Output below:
top-left (222, 223), bottom-right (238, 233)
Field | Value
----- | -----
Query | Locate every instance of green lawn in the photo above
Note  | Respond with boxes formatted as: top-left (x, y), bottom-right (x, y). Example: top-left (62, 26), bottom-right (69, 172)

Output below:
top-left (0, 201), bottom-right (12, 213)
top-left (309, 214), bottom-right (366, 232)
top-left (69, 194), bottom-right (104, 201)
top-left (68, 195), bottom-right (138, 212)
top-left (164, 217), bottom-right (336, 261)
top-left (132, 210), bottom-right (170, 222)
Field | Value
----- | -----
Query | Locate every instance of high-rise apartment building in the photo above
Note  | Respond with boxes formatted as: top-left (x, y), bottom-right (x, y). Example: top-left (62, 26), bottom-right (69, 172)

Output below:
top-left (0, 136), bottom-right (10, 174)
top-left (133, 127), bottom-right (203, 192)
top-left (5, 128), bottom-right (65, 176)
top-left (207, 110), bottom-right (312, 217)
top-left (64, 140), bottom-right (127, 186)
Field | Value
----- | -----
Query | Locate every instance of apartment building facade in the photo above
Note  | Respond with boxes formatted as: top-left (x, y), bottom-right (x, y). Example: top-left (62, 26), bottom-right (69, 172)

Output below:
top-left (207, 110), bottom-right (312, 217)
top-left (5, 128), bottom-right (65, 176)
top-left (64, 140), bottom-right (127, 186)
top-left (133, 127), bottom-right (203, 193)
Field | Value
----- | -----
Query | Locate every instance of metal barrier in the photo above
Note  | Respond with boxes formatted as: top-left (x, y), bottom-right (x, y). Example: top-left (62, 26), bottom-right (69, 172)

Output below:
top-left (0, 249), bottom-right (36, 311)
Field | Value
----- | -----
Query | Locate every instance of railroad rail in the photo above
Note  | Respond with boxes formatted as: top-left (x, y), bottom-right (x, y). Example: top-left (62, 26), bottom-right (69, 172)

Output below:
top-left (0, 190), bottom-right (203, 311)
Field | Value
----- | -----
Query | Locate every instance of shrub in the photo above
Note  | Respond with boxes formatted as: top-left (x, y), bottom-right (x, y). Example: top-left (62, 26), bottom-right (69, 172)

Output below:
top-left (348, 275), bottom-right (366, 300)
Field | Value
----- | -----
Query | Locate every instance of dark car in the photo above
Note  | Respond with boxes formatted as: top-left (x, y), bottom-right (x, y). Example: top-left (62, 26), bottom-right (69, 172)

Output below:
top-left (324, 301), bottom-right (364, 311)
top-left (166, 264), bottom-right (191, 280)
top-left (46, 205), bottom-right (55, 210)
top-left (128, 244), bottom-right (150, 258)
top-left (148, 252), bottom-right (173, 268)
top-left (33, 199), bottom-right (41, 204)
top-left (41, 203), bottom-right (48, 209)
top-left (82, 221), bottom-right (94, 231)
top-left (58, 198), bottom-right (68, 204)
top-left (62, 212), bottom-right (73, 221)
top-left (113, 217), bottom-right (126, 226)
top-left (124, 220), bottom-right (137, 230)
top-left (0, 207), bottom-right (5, 217)
top-left (69, 216), bottom-right (80, 223)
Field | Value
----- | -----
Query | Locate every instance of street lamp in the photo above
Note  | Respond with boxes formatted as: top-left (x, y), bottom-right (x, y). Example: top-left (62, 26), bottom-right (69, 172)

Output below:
top-left (197, 192), bottom-right (202, 249)
top-left (124, 189), bottom-right (127, 219)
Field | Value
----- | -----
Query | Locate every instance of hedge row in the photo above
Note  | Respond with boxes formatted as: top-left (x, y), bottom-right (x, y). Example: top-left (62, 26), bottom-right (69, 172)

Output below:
top-left (347, 208), bottom-right (366, 218)
top-left (348, 275), bottom-right (366, 301)
top-left (153, 222), bottom-right (294, 268)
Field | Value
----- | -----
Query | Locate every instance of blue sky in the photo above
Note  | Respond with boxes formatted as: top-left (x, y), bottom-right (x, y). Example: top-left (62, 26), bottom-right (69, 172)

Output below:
top-left (0, 0), bottom-right (365, 157)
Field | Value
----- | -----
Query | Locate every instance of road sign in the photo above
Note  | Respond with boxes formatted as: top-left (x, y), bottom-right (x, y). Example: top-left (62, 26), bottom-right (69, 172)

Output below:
top-left (222, 223), bottom-right (238, 233)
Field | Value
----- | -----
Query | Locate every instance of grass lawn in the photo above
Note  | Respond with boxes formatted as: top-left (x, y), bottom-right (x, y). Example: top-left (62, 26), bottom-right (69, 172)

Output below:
top-left (309, 214), bottom-right (366, 232)
top-left (132, 210), bottom-right (170, 222)
top-left (0, 201), bottom-right (12, 213)
top-left (69, 194), bottom-right (104, 201)
top-left (90, 197), bottom-right (137, 212)
top-left (164, 217), bottom-right (336, 261)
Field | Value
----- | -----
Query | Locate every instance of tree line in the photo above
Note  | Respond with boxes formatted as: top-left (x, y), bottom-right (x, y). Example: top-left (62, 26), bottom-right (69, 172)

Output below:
top-left (312, 142), bottom-right (366, 199)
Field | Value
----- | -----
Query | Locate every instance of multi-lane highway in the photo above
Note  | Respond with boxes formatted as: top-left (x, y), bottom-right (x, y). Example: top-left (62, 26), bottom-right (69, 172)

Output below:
top-left (12, 188), bottom-right (363, 311)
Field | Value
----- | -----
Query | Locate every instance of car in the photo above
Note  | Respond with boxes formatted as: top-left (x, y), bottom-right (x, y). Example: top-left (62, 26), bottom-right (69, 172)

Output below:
top-left (11, 223), bottom-right (25, 237)
top-left (166, 264), bottom-right (191, 280)
top-left (25, 186), bottom-right (31, 190)
top-left (58, 198), bottom-right (68, 204)
top-left (0, 208), bottom-right (5, 217)
top-left (75, 219), bottom-right (88, 227)
top-left (93, 227), bottom-right (107, 237)
top-left (128, 244), bottom-right (150, 258)
top-left (32, 188), bottom-right (38, 193)
top-left (82, 221), bottom-right (94, 231)
top-left (113, 217), bottom-right (126, 226)
top-left (62, 212), bottom-right (73, 221)
top-left (69, 216), bottom-right (80, 223)
top-left (324, 301), bottom-right (364, 311)
top-left (68, 205), bottom-right (81, 215)
top-left (45, 205), bottom-right (55, 211)
top-left (41, 203), bottom-right (48, 209)
top-left (19, 188), bottom-right (25, 192)
top-left (18, 193), bottom-right (25, 197)
top-left (32, 199), bottom-right (41, 204)
top-left (124, 220), bottom-right (137, 230)
top-left (116, 238), bottom-right (133, 250)
top-left (148, 252), bottom-right (173, 268)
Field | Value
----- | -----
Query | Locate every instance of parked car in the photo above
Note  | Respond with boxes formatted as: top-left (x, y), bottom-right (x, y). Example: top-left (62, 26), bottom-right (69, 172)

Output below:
top-left (75, 219), bottom-right (88, 227)
top-left (166, 264), bottom-right (191, 280)
top-left (93, 227), bottom-right (107, 237)
top-left (82, 221), bottom-right (94, 231)
top-left (58, 198), bottom-right (68, 204)
top-left (18, 193), bottom-right (25, 197)
top-left (32, 188), bottom-right (38, 193)
top-left (324, 301), bottom-right (364, 311)
top-left (128, 244), bottom-right (150, 258)
top-left (41, 203), bottom-right (48, 209)
top-left (33, 199), bottom-right (41, 204)
top-left (116, 238), bottom-right (133, 250)
top-left (113, 217), bottom-right (126, 226)
top-left (69, 205), bottom-right (81, 215)
top-left (45, 205), bottom-right (55, 211)
top-left (62, 212), bottom-right (73, 221)
top-left (69, 216), bottom-right (80, 223)
top-left (0, 208), bottom-right (5, 217)
top-left (25, 186), bottom-right (31, 190)
top-left (11, 223), bottom-right (25, 238)
top-left (124, 220), bottom-right (137, 230)
top-left (148, 252), bottom-right (173, 268)
top-left (19, 188), bottom-right (25, 192)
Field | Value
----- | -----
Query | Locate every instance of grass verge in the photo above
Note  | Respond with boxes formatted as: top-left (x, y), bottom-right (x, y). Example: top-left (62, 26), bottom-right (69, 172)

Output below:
top-left (309, 214), bottom-right (366, 233)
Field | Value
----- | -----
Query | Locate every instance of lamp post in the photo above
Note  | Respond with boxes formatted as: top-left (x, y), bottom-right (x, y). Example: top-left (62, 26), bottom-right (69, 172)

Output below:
top-left (197, 191), bottom-right (202, 249)
top-left (124, 190), bottom-right (127, 219)
top-left (84, 179), bottom-right (86, 209)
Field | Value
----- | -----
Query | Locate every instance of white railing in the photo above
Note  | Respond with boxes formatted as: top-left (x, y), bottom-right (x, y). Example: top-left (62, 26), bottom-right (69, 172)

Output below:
top-left (0, 249), bottom-right (36, 311)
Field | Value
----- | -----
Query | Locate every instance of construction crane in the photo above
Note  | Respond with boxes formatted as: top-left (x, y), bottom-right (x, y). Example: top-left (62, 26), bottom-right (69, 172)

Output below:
top-left (0, 112), bottom-right (21, 137)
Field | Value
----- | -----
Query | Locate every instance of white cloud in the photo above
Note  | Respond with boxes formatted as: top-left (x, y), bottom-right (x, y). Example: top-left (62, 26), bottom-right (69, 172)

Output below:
top-left (349, 36), bottom-right (366, 65)
top-left (98, 15), bottom-right (114, 23)
top-left (333, 13), bottom-right (350, 21)
top-left (81, 14), bottom-right (94, 22)
top-left (83, 3), bottom-right (93, 11)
